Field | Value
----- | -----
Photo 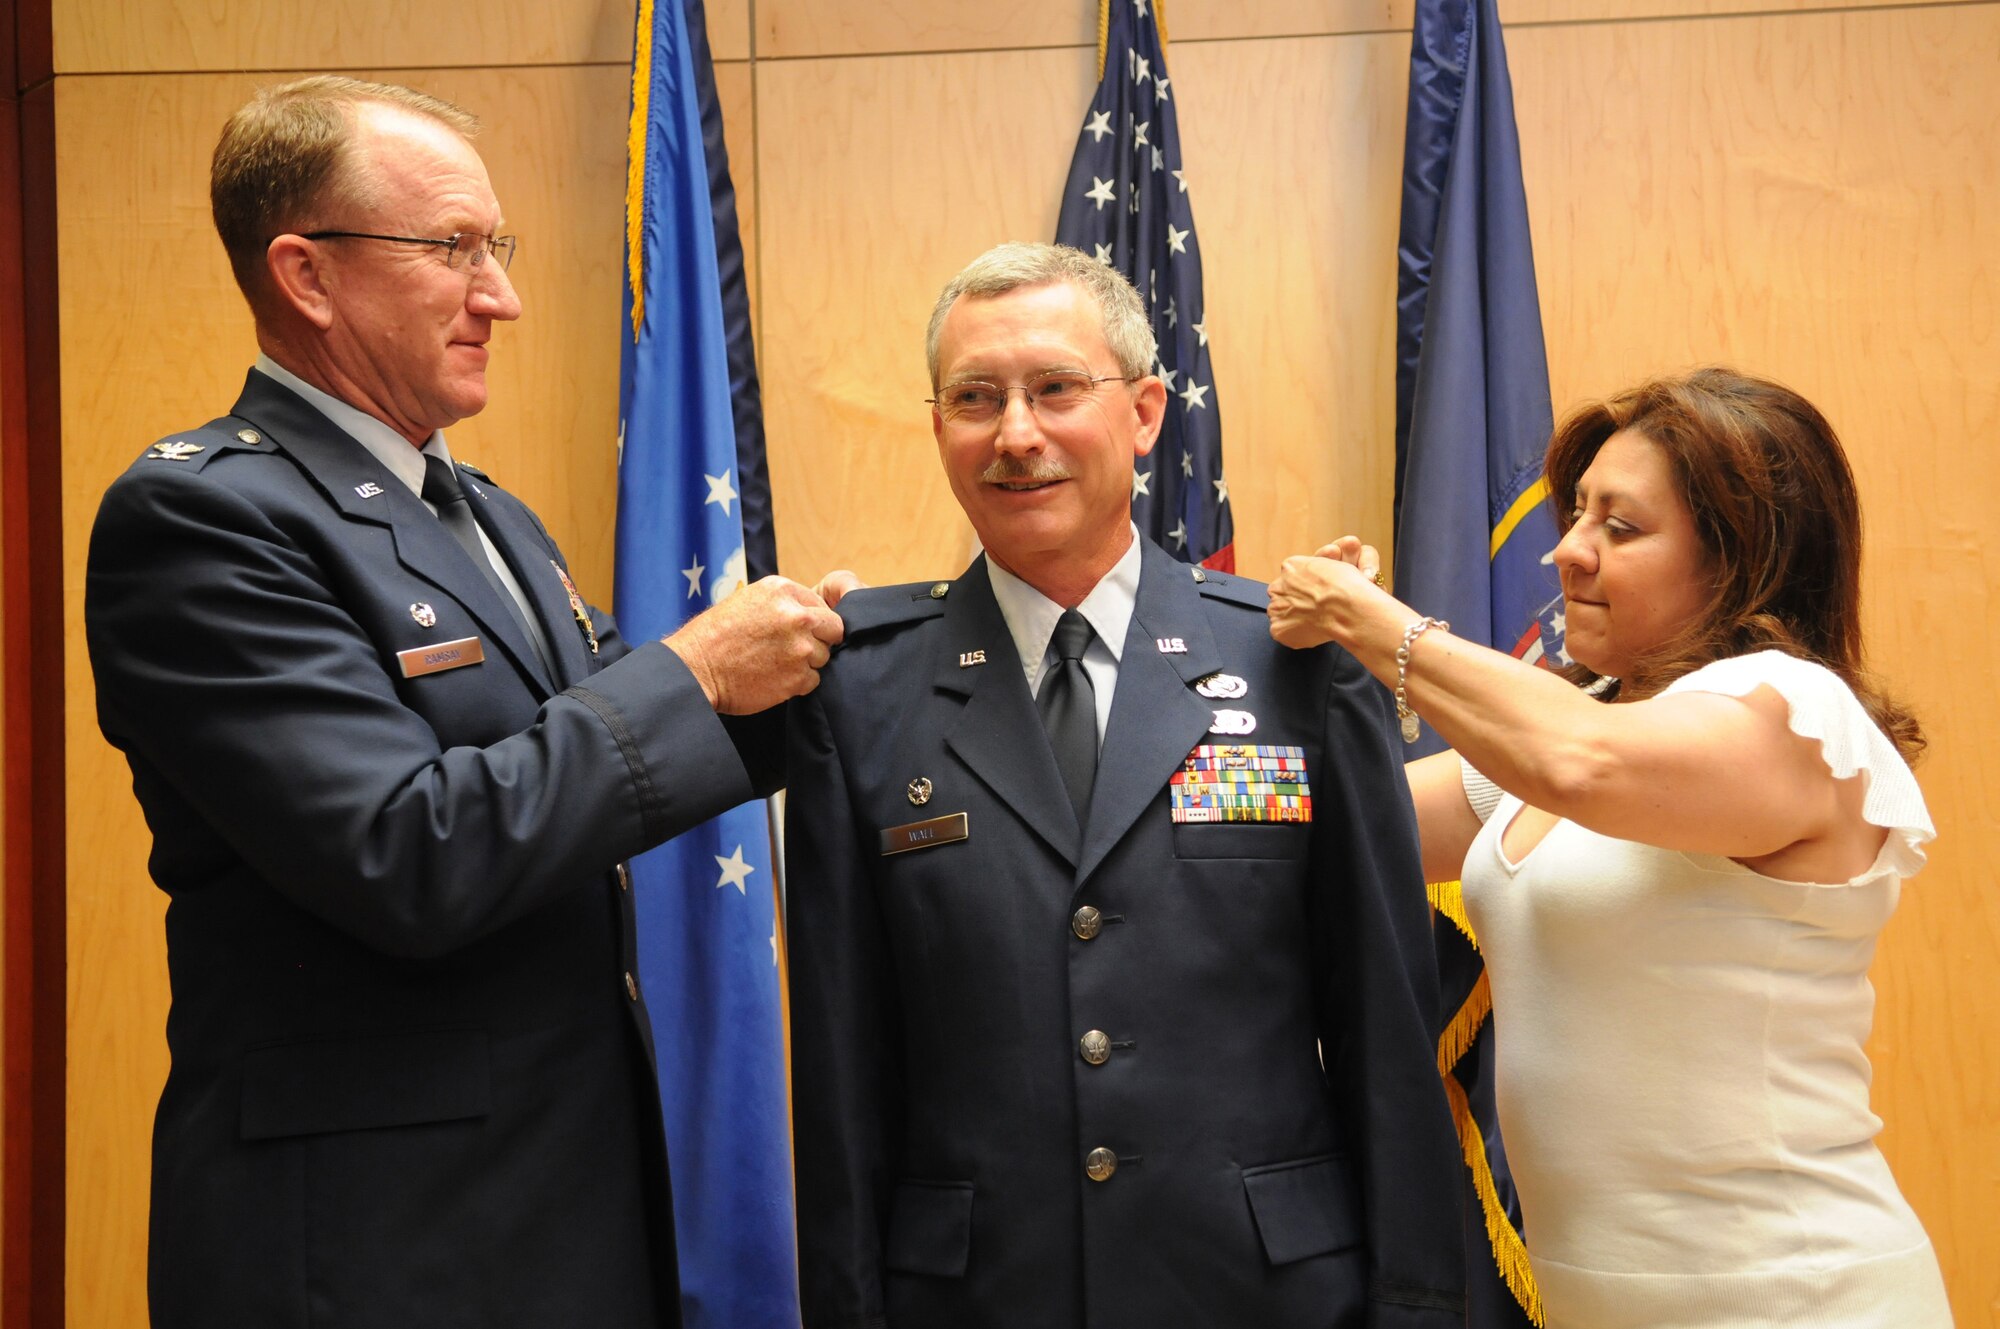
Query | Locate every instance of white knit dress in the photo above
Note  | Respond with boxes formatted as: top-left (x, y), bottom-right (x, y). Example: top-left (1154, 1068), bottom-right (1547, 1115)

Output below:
top-left (1460, 652), bottom-right (1953, 1327)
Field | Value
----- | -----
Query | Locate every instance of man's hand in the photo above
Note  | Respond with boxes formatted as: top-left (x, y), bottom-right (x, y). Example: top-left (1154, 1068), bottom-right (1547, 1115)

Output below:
top-left (812, 569), bottom-right (866, 610)
top-left (665, 576), bottom-right (845, 714)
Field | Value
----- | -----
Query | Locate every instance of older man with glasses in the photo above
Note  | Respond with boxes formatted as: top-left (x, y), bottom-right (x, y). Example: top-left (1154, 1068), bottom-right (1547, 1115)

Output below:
top-left (84, 75), bottom-right (846, 1328)
top-left (783, 242), bottom-right (1466, 1329)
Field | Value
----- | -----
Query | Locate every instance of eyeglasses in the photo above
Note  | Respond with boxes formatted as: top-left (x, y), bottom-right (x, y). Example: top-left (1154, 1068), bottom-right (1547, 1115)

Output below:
top-left (302, 230), bottom-right (518, 272)
top-left (927, 371), bottom-right (1138, 428)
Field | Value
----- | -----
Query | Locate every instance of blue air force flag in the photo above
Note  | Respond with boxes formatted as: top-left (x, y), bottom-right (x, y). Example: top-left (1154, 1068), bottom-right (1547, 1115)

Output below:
top-left (617, 0), bottom-right (798, 1325)
top-left (1056, 0), bottom-right (1234, 570)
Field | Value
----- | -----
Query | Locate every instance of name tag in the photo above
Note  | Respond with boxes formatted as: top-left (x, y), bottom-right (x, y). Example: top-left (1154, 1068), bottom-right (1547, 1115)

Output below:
top-left (396, 635), bottom-right (486, 679)
top-left (879, 812), bottom-right (969, 857)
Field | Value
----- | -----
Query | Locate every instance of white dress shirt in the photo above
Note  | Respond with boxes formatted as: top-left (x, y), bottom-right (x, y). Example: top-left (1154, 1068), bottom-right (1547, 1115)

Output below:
top-left (984, 526), bottom-right (1143, 746)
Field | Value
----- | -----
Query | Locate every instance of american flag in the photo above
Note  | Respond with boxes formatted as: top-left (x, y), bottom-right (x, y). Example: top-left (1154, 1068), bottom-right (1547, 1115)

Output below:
top-left (1056, 0), bottom-right (1233, 571)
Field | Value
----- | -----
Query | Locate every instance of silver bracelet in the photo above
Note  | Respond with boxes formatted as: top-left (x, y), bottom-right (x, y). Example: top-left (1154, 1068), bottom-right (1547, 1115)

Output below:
top-left (1394, 616), bottom-right (1449, 744)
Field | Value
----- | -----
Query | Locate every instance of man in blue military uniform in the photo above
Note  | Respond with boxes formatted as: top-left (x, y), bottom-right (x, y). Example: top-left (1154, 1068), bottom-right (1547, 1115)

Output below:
top-left (85, 76), bottom-right (843, 1327)
top-left (786, 243), bottom-right (1465, 1327)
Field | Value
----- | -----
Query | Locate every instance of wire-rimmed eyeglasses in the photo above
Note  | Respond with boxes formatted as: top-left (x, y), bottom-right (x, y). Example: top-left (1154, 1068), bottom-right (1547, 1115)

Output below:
top-left (927, 370), bottom-right (1139, 428)
top-left (303, 230), bottom-right (518, 272)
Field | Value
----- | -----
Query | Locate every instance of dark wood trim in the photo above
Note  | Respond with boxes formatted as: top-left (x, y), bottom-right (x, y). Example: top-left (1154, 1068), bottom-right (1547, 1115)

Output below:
top-left (4, 0), bottom-right (64, 1318)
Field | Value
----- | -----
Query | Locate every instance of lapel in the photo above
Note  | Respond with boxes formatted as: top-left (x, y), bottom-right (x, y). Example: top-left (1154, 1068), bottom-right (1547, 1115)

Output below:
top-left (457, 471), bottom-right (595, 689)
top-left (229, 372), bottom-right (554, 699)
top-left (934, 559), bottom-right (1082, 868)
top-left (1077, 539), bottom-right (1226, 885)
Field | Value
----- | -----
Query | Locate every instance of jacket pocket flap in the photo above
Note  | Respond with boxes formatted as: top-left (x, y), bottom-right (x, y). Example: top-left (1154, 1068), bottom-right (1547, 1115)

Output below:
top-left (1242, 1153), bottom-right (1360, 1265)
top-left (884, 1179), bottom-right (974, 1277)
top-left (240, 1027), bottom-right (492, 1140)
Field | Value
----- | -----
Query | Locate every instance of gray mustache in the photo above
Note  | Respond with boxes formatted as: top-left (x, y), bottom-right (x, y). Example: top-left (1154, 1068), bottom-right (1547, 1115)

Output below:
top-left (980, 459), bottom-right (1073, 484)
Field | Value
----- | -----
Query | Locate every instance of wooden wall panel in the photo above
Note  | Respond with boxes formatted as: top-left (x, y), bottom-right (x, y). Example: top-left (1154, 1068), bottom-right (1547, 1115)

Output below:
top-left (753, 0), bottom-right (1905, 58)
top-left (1510, 8), bottom-right (2000, 1316)
top-left (54, 64), bottom-right (631, 1324)
top-left (52, 0), bottom-right (630, 73)
top-left (49, 0), bottom-right (757, 73)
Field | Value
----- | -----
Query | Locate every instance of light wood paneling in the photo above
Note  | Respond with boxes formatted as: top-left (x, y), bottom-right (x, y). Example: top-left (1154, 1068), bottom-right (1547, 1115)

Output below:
top-left (1512, 8), bottom-right (2000, 1317)
top-left (717, 61), bottom-right (759, 316)
top-left (52, 0), bottom-right (632, 73)
top-left (752, 0), bottom-right (1918, 58)
top-left (55, 64), bottom-right (632, 1325)
top-left (50, 0), bottom-right (755, 73)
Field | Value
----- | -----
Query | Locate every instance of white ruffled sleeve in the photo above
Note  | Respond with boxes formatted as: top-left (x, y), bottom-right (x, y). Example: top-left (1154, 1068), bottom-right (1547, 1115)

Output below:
top-left (1662, 650), bottom-right (1934, 878)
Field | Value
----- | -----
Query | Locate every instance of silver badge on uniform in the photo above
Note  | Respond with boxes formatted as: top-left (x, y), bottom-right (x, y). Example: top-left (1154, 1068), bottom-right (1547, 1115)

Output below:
top-left (1194, 672), bottom-right (1247, 700)
top-left (959, 650), bottom-right (987, 668)
top-left (907, 777), bottom-right (934, 806)
top-left (410, 602), bottom-right (438, 628)
top-left (354, 482), bottom-right (385, 499)
top-left (146, 441), bottom-right (205, 462)
top-left (1209, 709), bottom-right (1257, 736)
top-left (1156, 637), bottom-right (1187, 654)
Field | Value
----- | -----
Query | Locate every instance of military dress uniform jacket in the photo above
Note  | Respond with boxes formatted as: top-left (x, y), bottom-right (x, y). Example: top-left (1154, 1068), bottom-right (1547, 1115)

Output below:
top-left (786, 540), bottom-right (1466, 1329)
top-left (84, 371), bottom-right (779, 1329)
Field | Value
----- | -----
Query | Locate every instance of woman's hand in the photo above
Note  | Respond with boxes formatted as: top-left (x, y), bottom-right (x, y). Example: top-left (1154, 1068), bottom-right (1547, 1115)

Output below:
top-left (1268, 537), bottom-right (1389, 650)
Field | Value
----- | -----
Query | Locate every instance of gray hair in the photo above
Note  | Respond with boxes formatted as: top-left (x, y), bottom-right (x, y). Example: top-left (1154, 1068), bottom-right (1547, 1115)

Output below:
top-left (925, 242), bottom-right (1157, 388)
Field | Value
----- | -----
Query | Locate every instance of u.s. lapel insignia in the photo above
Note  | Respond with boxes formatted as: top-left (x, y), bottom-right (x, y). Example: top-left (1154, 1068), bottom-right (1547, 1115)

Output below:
top-left (1195, 672), bottom-right (1248, 700)
top-left (907, 777), bottom-right (934, 806)
top-left (146, 440), bottom-right (205, 462)
top-left (410, 602), bottom-right (438, 628)
top-left (354, 482), bottom-right (385, 499)
top-left (550, 561), bottom-right (600, 655)
top-left (1156, 637), bottom-right (1188, 654)
top-left (958, 650), bottom-right (987, 668)
top-left (1209, 709), bottom-right (1257, 736)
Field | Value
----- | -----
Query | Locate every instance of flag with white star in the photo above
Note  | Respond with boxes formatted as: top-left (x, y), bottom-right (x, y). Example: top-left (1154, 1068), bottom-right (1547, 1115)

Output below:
top-left (1055, 0), bottom-right (1234, 570)
top-left (1393, 0), bottom-right (1557, 1321)
top-left (616, 0), bottom-right (797, 1325)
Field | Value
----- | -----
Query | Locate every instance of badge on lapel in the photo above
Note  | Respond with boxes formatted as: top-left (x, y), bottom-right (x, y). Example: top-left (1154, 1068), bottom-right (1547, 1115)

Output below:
top-left (550, 562), bottom-right (600, 655)
top-left (1169, 744), bottom-right (1312, 824)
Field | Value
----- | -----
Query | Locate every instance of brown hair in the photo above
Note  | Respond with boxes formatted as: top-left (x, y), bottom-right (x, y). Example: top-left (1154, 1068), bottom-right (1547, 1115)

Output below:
top-left (210, 76), bottom-right (479, 304)
top-left (1544, 367), bottom-right (1922, 762)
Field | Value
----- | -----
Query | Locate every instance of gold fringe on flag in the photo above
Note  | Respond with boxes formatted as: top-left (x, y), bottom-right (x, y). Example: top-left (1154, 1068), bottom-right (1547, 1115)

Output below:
top-left (625, 0), bottom-right (656, 341)
top-left (1428, 877), bottom-right (1477, 946)
top-left (1432, 878), bottom-right (1544, 1323)
top-left (1436, 968), bottom-right (1492, 1078)
top-left (1442, 1072), bottom-right (1545, 1325)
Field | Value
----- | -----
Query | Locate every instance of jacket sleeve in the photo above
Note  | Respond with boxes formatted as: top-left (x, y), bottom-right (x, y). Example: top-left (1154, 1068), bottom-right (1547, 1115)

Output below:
top-left (1311, 647), bottom-right (1469, 1327)
top-left (784, 686), bottom-right (903, 1329)
top-left (84, 463), bottom-right (761, 959)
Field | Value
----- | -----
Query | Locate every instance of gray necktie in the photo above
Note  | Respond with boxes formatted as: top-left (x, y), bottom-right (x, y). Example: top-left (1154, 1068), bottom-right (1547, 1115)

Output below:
top-left (1038, 610), bottom-right (1098, 822)
top-left (421, 453), bottom-right (551, 681)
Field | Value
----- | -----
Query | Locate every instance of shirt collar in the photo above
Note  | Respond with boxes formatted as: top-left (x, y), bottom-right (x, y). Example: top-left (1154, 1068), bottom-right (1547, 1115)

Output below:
top-left (253, 354), bottom-right (453, 498)
top-left (986, 526), bottom-right (1142, 690)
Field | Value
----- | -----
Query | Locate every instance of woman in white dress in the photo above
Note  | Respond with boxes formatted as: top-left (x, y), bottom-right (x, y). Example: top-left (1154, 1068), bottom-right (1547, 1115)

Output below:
top-left (1267, 368), bottom-right (1952, 1327)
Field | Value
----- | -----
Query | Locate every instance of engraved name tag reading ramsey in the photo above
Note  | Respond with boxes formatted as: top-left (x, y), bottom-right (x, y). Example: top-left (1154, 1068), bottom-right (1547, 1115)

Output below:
top-left (396, 635), bottom-right (486, 679)
top-left (879, 812), bottom-right (969, 857)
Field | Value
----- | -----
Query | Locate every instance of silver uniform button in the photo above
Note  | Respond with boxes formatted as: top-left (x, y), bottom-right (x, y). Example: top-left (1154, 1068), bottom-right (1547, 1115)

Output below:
top-left (624, 972), bottom-right (639, 1001)
top-left (1085, 1147), bottom-right (1118, 1182)
top-left (1072, 905), bottom-right (1102, 940)
top-left (929, 582), bottom-right (950, 599)
top-left (616, 863), bottom-right (631, 891)
top-left (235, 428), bottom-right (261, 445)
top-left (1079, 1030), bottom-right (1111, 1065)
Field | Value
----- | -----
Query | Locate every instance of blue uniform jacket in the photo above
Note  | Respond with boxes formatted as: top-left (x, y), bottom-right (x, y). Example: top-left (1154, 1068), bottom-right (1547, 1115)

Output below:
top-left (85, 371), bottom-right (778, 1328)
top-left (786, 539), bottom-right (1466, 1329)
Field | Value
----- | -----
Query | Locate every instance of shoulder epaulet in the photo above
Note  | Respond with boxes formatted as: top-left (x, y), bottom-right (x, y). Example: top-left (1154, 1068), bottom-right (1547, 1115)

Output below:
top-left (1190, 566), bottom-right (1270, 611)
top-left (131, 418), bottom-right (275, 473)
top-left (838, 580), bottom-right (953, 640)
top-left (456, 461), bottom-right (492, 482)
